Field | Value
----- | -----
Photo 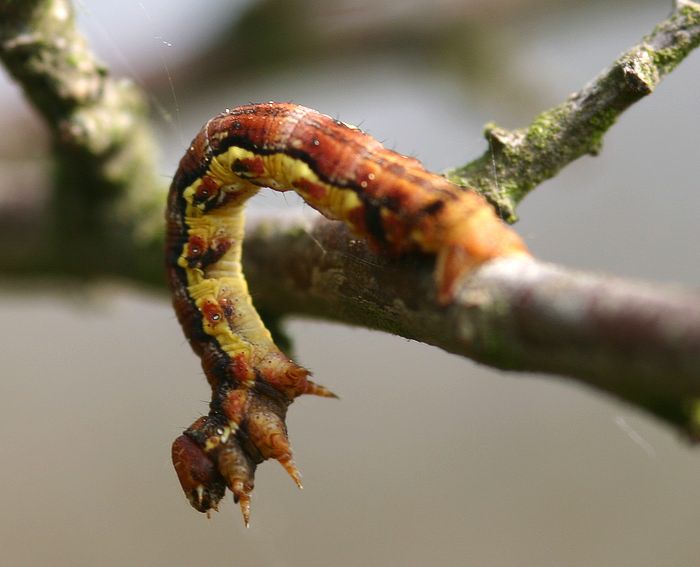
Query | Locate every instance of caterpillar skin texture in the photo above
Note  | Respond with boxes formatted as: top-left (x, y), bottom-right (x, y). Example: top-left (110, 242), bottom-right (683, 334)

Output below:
top-left (166, 102), bottom-right (530, 525)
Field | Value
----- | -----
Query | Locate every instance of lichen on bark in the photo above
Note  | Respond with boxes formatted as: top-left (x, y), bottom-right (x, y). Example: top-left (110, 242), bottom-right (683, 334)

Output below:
top-left (446, 0), bottom-right (700, 222)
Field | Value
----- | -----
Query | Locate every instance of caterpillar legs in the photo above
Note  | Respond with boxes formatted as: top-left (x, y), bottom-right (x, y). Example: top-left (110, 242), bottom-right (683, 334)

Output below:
top-left (172, 380), bottom-right (335, 526)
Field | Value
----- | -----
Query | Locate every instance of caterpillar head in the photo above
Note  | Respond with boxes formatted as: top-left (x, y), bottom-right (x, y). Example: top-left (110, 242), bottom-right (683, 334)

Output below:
top-left (171, 382), bottom-right (333, 526)
top-left (171, 432), bottom-right (226, 514)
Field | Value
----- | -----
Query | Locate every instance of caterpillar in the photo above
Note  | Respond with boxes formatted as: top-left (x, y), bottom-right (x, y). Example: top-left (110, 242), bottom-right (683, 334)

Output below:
top-left (166, 102), bottom-right (530, 526)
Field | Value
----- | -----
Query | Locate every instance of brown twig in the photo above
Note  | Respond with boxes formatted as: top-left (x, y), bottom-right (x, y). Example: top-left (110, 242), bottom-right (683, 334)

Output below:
top-left (446, 0), bottom-right (700, 221)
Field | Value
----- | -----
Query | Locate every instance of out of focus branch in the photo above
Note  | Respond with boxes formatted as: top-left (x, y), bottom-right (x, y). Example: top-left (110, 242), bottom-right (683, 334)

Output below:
top-left (0, 0), bottom-right (164, 285)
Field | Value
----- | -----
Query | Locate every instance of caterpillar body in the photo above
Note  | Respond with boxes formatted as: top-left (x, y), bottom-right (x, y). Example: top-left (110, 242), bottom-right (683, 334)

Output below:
top-left (166, 102), bottom-right (530, 525)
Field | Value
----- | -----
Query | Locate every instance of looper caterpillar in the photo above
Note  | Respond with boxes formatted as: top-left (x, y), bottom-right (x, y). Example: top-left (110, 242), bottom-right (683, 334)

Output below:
top-left (166, 102), bottom-right (530, 525)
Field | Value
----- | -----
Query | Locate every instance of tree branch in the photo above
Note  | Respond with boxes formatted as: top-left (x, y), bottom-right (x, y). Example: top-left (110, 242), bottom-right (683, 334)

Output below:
top-left (446, 0), bottom-right (700, 221)
top-left (244, 217), bottom-right (700, 438)
top-left (0, 0), bottom-right (164, 285)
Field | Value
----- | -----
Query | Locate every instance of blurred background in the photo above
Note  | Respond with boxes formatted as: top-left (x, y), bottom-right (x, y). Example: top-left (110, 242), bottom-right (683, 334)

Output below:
top-left (1, 1), bottom-right (699, 565)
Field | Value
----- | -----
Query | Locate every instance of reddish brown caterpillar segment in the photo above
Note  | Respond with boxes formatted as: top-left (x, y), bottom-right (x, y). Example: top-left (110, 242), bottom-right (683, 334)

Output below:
top-left (166, 102), bottom-right (530, 525)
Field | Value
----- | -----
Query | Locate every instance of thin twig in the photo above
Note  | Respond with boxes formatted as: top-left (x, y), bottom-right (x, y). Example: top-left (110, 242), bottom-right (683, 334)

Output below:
top-left (446, 0), bottom-right (700, 221)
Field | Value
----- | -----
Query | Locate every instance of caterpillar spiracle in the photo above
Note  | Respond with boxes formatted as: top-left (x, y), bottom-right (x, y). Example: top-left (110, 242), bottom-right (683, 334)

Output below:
top-left (166, 102), bottom-right (530, 526)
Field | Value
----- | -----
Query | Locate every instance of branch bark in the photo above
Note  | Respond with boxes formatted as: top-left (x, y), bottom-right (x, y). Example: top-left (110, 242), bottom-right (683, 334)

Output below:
top-left (243, 217), bottom-right (700, 438)
top-left (0, 0), bottom-right (164, 285)
top-left (446, 0), bottom-right (700, 221)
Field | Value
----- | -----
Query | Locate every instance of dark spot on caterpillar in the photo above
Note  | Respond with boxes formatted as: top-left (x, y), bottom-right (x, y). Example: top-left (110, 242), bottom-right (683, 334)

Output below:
top-left (209, 238), bottom-right (233, 263)
top-left (193, 176), bottom-right (220, 206)
top-left (183, 417), bottom-right (210, 445)
top-left (251, 376), bottom-right (291, 407)
top-left (237, 428), bottom-right (265, 465)
top-left (354, 165), bottom-right (377, 191)
top-left (231, 157), bottom-right (265, 178)
top-left (421, 199), bottom-right (445, 216)
top-left (363, 202), bottom-right (387, 244)
top-left (166, 239), bottom-right (187, 267)
top-left (219, 297), bottom-right (236, 319)
top-left (200, 345), bottom-right (229, 388)
top-left (170, 287), bottom-right (210, 347)
top-left (184, 235), bottom-right (206, 266)
top-left (201, 299), bottom-right (224, 325)
top-left (185, 235), bottom-right (233, 269)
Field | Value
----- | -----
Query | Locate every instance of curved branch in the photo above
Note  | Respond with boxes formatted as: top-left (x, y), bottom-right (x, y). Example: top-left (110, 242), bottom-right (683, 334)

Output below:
top-left (446, 0), bottom-right (700, 221)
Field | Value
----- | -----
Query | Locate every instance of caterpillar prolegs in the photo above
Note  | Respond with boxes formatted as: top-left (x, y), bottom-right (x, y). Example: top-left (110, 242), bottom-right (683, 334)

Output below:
top-left (166, 103), bottom-right (530, 525)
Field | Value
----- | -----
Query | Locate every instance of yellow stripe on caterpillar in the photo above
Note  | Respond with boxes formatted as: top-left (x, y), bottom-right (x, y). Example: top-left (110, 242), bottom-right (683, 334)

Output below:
top-left (166, 103), bottom-right (532, 525)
